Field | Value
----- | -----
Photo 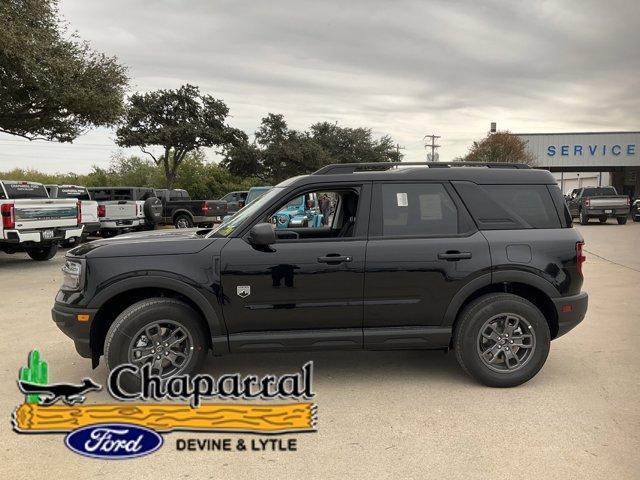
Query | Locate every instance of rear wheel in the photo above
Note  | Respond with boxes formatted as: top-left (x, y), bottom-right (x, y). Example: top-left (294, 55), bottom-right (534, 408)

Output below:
top-left (579, 209), bottom-right (589, 225)
top-left (454, 293), bottom-right (550, 387)
top-left (25, 244), bottom-right (58, 261)
top-left (617, 216), bottom-right (627, 225)
top-left (104, 298), bottom-right (208, 392)
top-left (174, 214), bottom-right (193, 229)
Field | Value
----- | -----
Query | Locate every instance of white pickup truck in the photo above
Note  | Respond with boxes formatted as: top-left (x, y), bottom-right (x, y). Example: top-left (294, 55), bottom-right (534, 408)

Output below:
top-left (0, 180), bottom-right (84, 261)
top-left (46, 185), bottom-right (100, 246)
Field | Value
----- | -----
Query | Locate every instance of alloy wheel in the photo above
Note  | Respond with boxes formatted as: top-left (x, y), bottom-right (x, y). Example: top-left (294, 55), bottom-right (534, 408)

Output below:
top-left (476, 313), bottom-right (536, 373)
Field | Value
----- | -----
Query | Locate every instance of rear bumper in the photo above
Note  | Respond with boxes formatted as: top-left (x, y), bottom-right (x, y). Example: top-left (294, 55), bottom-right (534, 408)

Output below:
top-left (552, 292), bottom-right (588, 338)
top-left (51, 302), bottom-right (97, 358)
top-left (99, 219), bottom-right (142, 229)
top-left (82, 222), bottom-right (101, 235)
top-left (584, 208), bottom-right (629, 216)
top-left (1, 226), bottom-right (83, 244)
top-left (194, 215), bottom-right (224, 224)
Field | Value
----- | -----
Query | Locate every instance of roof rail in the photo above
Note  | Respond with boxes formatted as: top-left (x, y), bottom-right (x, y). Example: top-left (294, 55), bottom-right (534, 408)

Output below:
top-left (312, 162), bottom-right (530, 175)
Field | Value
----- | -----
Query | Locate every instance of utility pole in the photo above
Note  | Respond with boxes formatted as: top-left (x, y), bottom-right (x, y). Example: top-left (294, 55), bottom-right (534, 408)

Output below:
top-left (395, 143), bottom-right (405, 160)
top-left (423, 134), bottom-right (441, 161)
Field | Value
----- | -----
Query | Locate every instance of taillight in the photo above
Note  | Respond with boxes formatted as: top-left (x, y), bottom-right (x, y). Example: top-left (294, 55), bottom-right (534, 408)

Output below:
top-left (1, 203), bottom-right (15, 229)
top-left (97, 205), bottom-right (106, 218)
top-left (584, 197), bottom-right (590, 207)
top-left (626, 197), bottom-right (631, 206)
top-left (76, 200), bottom-right (82, 225)
top-left (576, 241), bottom-right (586, 276)
top-left (136, 203), bottom-right (140, 216)
top-left (202, 202), bottom-right (210, 215)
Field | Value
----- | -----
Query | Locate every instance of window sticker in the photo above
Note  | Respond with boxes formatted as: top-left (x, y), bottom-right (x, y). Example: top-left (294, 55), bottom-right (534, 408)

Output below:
top-left (396, 192), bottom-right (408, 207)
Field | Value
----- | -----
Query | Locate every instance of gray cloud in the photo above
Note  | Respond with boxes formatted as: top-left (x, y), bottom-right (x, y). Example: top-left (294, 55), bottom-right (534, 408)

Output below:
top-left (1, 0), bottom-right (638, 172)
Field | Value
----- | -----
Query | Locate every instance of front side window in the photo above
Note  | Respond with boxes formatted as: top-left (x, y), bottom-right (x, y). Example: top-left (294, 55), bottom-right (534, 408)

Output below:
top-left (379, 183), bottom-right (459, 237)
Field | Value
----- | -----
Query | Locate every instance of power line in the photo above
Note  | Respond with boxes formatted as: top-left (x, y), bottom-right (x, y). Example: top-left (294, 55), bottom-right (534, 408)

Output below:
top-left (423, 134), bottom-right (441, 161)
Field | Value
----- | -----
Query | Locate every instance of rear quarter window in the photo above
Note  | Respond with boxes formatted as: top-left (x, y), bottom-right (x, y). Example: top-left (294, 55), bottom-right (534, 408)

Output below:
top-left (453, 182), bottom-right (561, 230)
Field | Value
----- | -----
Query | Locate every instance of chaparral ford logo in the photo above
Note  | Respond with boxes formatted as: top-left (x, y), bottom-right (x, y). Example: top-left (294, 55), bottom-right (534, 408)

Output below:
top-left (12, 350), bottom-right (317, 459)
top-left (65, 424), bottom-right (163, 459)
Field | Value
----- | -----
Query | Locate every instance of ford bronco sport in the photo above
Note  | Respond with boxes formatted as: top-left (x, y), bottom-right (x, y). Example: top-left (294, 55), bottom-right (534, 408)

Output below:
top-left (52, 162), bottom-right (588, 389)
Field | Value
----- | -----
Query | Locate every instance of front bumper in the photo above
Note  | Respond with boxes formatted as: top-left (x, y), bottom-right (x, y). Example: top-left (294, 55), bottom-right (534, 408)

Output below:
top-left (552, 292), bottom-right (588, 338)
top-left (51, 302), bottom-right (97, 358)
top-left (1, 226), bottom-right (84, 244)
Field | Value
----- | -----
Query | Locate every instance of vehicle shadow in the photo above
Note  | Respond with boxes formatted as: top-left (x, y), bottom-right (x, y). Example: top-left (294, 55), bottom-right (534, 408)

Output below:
top-left (201, 348), bottom-right (470, 385)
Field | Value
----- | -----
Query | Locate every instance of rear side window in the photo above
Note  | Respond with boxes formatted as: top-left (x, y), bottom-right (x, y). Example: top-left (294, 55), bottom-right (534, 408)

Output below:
top-left (453, 182), bottom-right (561, 230)
top-left (378, 183), bottom-right (459, 237)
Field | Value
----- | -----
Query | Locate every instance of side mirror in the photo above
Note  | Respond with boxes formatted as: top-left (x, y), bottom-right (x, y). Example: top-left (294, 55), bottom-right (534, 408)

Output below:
top-left (248, 223), bottom-right (276, 247)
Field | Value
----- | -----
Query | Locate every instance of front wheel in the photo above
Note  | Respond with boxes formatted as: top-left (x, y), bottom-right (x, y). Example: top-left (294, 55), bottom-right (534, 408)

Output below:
top-left (25, 244), bottom-right (58, 261)
top-left (617, 216), bottom-right (627, 225)
top-left (454, 293), bottom-right (550, 387)
top-left (104, 298), bottom-right (208, 392)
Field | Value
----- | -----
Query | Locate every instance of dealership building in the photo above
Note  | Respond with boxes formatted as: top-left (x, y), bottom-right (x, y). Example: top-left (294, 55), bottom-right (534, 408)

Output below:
top-left (515, 131), bottom-right (639, 197)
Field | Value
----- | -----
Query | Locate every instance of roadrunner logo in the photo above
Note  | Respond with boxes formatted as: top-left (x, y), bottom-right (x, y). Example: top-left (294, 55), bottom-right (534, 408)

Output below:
top-left (237, 285), bottom-right (251, 298)
top-left (12, 350), bottom-right (317, 459)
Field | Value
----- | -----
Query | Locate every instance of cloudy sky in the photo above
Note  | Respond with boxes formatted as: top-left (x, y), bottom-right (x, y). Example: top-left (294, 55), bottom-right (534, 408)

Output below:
top-left (1, 0), bottom-right (638, 173)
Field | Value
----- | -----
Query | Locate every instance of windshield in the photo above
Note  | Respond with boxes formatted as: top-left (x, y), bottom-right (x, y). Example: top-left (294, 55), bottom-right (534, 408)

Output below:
top-left (207, 187), bottom-right (283, 237)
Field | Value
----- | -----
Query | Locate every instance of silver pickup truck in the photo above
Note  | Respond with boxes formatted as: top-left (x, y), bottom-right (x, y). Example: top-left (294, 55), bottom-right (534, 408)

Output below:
top-left (566, 186), bottom-right (630, 225)
top-left (0, 180), bottom-right (84, 260)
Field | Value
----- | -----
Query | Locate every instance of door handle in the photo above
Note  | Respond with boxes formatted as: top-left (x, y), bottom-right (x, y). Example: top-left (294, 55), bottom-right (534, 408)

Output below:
top-left (438, 251), bottom-right (472, 261)
top-left (317, 254), bottom-right (353, 264)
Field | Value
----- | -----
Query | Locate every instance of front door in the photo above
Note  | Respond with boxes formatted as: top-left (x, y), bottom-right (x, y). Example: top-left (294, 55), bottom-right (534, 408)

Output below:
top-left (219, 184), bottom-right (370, 352)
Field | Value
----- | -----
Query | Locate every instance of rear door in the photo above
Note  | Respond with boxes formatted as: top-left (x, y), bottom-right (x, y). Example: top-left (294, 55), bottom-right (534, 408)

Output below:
top-left (363, 181), bottom-right (491, 348)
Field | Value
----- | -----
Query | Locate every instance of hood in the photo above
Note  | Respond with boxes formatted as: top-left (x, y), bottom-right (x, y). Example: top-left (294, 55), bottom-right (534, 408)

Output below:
top-left (69, 228), bottom-right (221, 258)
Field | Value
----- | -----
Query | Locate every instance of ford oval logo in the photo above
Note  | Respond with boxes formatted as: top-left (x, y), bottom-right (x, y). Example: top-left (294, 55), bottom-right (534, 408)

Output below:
top-left (64, 423), bottom-right (163, 459)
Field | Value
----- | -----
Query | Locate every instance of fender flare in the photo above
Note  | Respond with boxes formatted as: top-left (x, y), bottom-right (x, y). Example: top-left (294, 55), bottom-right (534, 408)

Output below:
top-left (442, 270), bottom-right (560, 327)
top-left (172, 209), bottom-right (195, 222)
top-left (87, 275), bottom-right (228, 350)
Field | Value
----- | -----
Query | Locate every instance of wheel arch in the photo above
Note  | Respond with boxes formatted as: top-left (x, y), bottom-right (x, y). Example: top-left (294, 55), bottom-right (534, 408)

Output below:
top-left (445, 272), bottom-right (560, 343)
top-left (88, 276), bottom-right (228, 365)
top-left (172, 209), bottom-right (194, 222)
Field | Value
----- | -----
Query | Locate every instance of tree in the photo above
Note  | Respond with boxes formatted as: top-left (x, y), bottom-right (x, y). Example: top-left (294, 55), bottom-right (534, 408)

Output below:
top-left (462, 131), bottom-right (536, 166)
top-left (0, 0), bottom-right (128, 141)
top-left (309, 122), bottom-right (402, 164)
top-left (116, 84), bottom-right (240, 189)
top-left (222, 114), bottom-right (402, 183)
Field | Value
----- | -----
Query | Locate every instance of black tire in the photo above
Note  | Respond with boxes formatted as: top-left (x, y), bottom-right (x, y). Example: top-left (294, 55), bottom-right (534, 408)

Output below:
top-left (104, 298), bottom-right (208, 393)
top-left (25, 243), bottom-right (58, 261)
top-left (617, 216), bottom-right (627, 225)
top-left (174, 214), bottom-right (193, 229)
top-left (454, 293), bottom-right (550, 388)
top-left (633, 215), bottom-right (640, 222)
top-left (579, 209), bottom-right (589, 225)
top-left (143, 197), bottom-right (163, 225)
top-left (598, 216), bottom-right (607, 224)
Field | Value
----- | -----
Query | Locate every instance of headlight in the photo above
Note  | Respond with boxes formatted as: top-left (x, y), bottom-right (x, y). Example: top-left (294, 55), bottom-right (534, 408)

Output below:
top-left (61, 259), bottom-right (84, 291)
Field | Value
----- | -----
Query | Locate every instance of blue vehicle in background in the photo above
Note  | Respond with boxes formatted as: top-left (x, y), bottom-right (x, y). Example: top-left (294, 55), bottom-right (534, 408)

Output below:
top-left (272, 192), bottom-right (324, 229)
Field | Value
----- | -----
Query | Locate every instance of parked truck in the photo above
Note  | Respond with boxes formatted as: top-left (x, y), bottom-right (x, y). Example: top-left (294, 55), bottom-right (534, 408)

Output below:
top-left (87, 187), bottom-right (161, 236)
top-left (153, 188), bottom-right (227, 228)
top-left (0, 180), bottom-right (83, 260)
top-left (46, 185), bottom-right (99, 246)
top-left (566, 186), bottom-right (630, 224)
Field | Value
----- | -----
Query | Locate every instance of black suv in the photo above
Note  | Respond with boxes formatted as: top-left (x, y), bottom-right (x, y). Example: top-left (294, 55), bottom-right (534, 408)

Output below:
top-left (52, 162), bottom-right (588, 388)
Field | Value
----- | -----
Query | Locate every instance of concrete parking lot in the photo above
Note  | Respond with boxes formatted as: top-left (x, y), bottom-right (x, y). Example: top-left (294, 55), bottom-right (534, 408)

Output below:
top-left (1, 223), bottom-right (639, 479)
